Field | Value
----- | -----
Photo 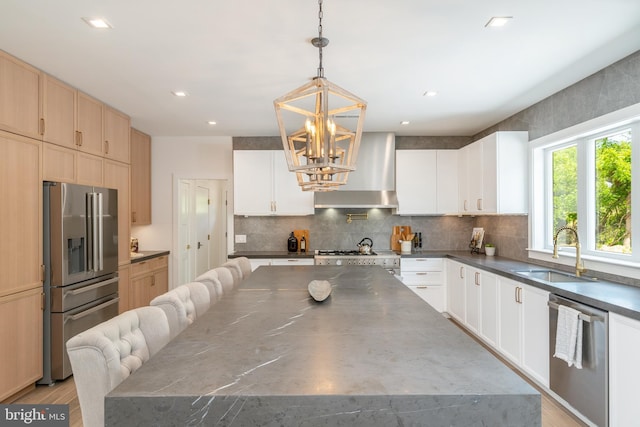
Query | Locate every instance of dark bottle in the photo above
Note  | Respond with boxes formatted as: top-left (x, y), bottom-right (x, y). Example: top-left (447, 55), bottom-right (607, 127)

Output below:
top-left (288, 232), bottom-right (298, 252)
top-left (300, 236), bottom-right (306, 253)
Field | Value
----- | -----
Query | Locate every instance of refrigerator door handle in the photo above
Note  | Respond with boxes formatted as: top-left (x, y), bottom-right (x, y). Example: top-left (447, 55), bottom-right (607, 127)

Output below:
top-left (86, 192), bottom-right (94, 272)
top-left (88, 192), bottom-right (100, 272)
top-left (97, 192), bottom-right (104, 271)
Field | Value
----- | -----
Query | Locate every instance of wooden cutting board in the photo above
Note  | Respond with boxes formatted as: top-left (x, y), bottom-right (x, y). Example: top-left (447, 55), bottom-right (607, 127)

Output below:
top-left (391, 234), bottom-right (402, 251)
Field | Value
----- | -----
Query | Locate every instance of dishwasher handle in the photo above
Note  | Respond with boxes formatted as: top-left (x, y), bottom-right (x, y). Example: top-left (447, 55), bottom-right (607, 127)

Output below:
top-left (547, 300), bottom-right (599, 323)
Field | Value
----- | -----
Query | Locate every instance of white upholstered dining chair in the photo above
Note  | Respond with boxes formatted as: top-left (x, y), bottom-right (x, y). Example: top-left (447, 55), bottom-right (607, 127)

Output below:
top-left (150, 281), bottom-right (210, 339)
top-left (66, 306), bottom-right (171, 427)
top-left (235, 256), bottom-right (252, 279)
top-left (213, 266), bottom-right (235, 293)
top-left (194, 269), bottom-right (224, 302)
top-left (222, 260), bottom-right (243, 286)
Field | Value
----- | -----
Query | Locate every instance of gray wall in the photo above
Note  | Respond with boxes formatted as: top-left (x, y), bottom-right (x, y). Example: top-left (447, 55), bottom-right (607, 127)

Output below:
top-left (233, 49), bottom-right (640, 268)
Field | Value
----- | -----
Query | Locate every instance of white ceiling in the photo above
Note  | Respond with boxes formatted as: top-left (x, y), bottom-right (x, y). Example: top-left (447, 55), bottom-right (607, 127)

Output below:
top-left (1, 0), bottom-right (639, 137)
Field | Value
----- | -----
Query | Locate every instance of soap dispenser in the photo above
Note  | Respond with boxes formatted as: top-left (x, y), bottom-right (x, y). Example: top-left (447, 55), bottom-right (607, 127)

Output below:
top-left (287, 232), bottom-right (298, 253)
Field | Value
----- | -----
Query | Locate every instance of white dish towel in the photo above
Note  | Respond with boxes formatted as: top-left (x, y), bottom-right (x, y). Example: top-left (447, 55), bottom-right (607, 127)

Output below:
top-left (553, 305), bottom-right (583, 369)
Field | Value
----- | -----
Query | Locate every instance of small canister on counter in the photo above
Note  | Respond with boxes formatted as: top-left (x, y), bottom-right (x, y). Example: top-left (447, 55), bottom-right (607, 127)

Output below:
top-left (130, 237), bottom-right (139, 253)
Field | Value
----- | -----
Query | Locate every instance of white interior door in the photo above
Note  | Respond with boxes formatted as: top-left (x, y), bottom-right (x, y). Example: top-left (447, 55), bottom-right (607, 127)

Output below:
top-left (195, 185), bottom-right (210, 277)
top-left (178, 180), bottom-right (193, 285)
top-left (175, 179), bottom-right (228, 287)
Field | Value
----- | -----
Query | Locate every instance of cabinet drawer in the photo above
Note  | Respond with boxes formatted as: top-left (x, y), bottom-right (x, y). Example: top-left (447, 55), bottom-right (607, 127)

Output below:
top-left (407, 284), bottom-right (445, 312)
top-left (401, 258), bottom-right (443, 272)
top-left (402, 271), bottom-right (443, 285)
top-left (131, 255), bottom-right (168, 277)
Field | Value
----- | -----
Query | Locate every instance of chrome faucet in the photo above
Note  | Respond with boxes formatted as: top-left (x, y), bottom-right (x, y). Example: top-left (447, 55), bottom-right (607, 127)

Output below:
top-left (553, 226), bottom-right (586, 277)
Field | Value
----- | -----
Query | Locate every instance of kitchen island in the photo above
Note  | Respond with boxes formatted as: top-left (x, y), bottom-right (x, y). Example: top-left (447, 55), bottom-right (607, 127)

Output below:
top-left (105, 266), bottom-right (540, 426)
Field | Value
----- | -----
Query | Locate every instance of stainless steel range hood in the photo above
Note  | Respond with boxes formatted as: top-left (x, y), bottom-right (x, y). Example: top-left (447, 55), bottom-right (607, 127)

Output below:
top-left (314, 132), bottom-right (398, 208)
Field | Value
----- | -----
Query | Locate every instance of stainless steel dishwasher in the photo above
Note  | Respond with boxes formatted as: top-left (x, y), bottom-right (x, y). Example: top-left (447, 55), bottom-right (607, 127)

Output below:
top-left (548, 294), bottom-right (608, 427)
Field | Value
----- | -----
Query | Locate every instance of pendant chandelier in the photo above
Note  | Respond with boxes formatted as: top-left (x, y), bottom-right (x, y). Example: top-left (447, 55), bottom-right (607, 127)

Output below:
top-left (274, 0), bottom-right (367, 192)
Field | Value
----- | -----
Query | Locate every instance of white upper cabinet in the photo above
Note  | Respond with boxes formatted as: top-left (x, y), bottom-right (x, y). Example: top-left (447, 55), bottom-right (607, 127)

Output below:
top-left (458, 131), bottom-right (528, 215)
top-left (396, 149), bottom-right (458, 215)
top-left (396, 150), bottom-right (436, 214)
top-left (233, 150), bottom-right (314, 216)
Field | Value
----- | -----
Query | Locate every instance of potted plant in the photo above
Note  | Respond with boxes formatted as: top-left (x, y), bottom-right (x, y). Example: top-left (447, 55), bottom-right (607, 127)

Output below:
top-left (485, 243), bottom-right (496, 256)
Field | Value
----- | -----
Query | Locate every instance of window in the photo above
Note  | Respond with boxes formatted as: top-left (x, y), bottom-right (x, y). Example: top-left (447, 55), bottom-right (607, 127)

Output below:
top-left (594, 130), bottom-right (632, 254)
top-left (551, 144), bottom-right (578, 244)
top-left (530, 113), bottom-right (640, 273)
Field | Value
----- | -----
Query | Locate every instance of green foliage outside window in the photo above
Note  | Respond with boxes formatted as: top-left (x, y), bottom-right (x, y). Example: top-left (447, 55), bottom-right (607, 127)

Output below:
top-left (551, 131), bottom-right (632, 253)
top-left (552, 145), bottom-right (578, 244)
top-left (595, 133), bottom-right (631, 253)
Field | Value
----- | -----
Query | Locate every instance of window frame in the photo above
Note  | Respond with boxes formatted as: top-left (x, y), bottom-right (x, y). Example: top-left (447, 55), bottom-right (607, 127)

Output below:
top-left (528, 103), bottom-right (640, 279)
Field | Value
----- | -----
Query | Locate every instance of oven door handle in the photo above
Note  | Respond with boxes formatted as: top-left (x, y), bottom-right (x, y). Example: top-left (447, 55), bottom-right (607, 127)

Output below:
top-left (67, 277), bottom-right (119, 296)
top-left (65, 297), bottom-right (119, 323)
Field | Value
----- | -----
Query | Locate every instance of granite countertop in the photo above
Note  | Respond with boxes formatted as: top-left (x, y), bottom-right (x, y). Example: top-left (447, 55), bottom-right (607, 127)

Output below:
top-left (106, 266), bottom-right (539, 426)
top-left (231, 250), bottom-right (640, 320)
top-left (129, 250), bottom-right (170, 263)
top-left (401, 250), bottom-right (640, 321)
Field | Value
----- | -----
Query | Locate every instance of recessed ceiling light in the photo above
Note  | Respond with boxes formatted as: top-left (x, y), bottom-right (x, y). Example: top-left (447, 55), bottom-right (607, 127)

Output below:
top-left (401, 121), bottom-right (410, 125)
top-left (172, 91), bottom-right (188, 97)
top-left (485, 16), bottom-right (513, 27)
top-left (82, 17), bottom-right (112, 29)
top-left (423, 91), bottom-right (438, 97)
top-left (207, 121), bottom-right (217, 125)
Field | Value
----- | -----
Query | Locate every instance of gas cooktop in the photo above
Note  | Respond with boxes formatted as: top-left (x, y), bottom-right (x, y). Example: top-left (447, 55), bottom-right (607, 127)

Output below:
top-left (316, 250), bottom-right (378, 256)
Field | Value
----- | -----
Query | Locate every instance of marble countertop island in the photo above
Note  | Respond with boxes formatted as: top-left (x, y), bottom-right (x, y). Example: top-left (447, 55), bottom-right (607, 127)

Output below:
top-left (106, 266), bottom-right (540, 426)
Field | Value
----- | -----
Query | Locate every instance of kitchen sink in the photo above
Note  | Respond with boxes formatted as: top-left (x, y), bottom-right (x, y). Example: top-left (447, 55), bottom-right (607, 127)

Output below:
top-left (513, 269), bottom-right (597, 283)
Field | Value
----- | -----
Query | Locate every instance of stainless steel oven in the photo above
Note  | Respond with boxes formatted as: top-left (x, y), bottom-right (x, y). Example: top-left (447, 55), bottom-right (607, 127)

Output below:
top-left (40, 182), bottom-right (119, 384)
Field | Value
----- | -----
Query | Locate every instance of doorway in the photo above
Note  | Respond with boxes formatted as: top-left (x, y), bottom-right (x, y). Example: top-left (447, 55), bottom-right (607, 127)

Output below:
top-left (175, 179), bottom-right (227, 285)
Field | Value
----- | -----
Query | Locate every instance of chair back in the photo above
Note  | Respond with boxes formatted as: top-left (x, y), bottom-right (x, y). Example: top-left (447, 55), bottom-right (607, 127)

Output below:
top-left (66, 306), bottom-right (170, 427)
top-left (214, 266), bottom-right (235, 293)
top-left (194, 269), bottom-right (224, 302)
top-left (235, 256), bottom-right (252, 279)
top-left (150, 282), bottom-right (210, 339)
top-left (222, 261), bottom-right (242, 287)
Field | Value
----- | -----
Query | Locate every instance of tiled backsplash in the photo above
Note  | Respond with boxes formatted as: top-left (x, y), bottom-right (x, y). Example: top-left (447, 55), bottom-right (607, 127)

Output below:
top-left (234, 210), bottom-right (528, 260)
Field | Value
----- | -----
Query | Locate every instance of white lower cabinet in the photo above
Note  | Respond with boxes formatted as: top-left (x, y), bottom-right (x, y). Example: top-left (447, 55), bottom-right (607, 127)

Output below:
top-left (478, 270), bottom-right (498, 348)
top-left (270, 258), bottom-right (314, 266)
top-left (400, 258), bottom-right (445, 312)
top-left (447, 264), bottom-right (549, 388)
top-left (446, 260), bottom-right (466, 323)
top-left (497, 276), bottom-right (549, 386)
top-left (464, 267), bottom-right (498, 345)
top-left (609, 312), bottom-right (640, 425)
top-left (249, 258), bottom-right (314, 271)
top-left (249, 259), bottom-right (272, 271)
top-left (520, 284), bottom-right (549, 387)
top-left (465, 267), bottom-right (481, 334)
top-left (498, 277), bottom-right (522, 364)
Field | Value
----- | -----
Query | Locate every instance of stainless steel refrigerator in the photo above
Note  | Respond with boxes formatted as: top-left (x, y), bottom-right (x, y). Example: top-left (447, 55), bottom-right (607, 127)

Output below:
top-left (40, 182), bottom-right (120, 384)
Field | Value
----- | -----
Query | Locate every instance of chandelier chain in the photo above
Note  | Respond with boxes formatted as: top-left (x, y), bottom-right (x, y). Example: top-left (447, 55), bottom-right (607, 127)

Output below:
top-left (317, 0), bottom-right (324, 78)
